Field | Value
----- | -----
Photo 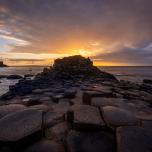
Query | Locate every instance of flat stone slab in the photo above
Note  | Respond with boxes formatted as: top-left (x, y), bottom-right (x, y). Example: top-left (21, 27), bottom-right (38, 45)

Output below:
top-left (24, 140), bottom-right (65, 152)
top-left (70, 105), bottom-right (104, 130)
top-left (66, 130), bottom-right (116, 152)
top-left (117, 126), bottom-right (152, 152)
top-left (83, 91), bottom-right (116, 105)
top-left (91, 97), bottom-right (124, 107)
top-left (0, 109), bottom-right (42, 141)
top-left (141, 120), bottom-right (152, 134)
top-left (52, 102), bottom-right (70, 114)
top-left (45, 122), bottom-right (70, 141)
top-left (0, 104), bottom-right (26, 119)
top-left (102, 106), bottom-right (139, 127)
top-left (44, 111), bottom-right (65, 127)
top-left (29, 104), bottom-right (50, 112)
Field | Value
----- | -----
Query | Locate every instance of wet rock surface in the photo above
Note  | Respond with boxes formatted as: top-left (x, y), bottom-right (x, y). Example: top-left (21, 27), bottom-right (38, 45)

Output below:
top-left (0, 55), bottom-right (151, 151)
top-left (117, 126), bottom-right (152, 152)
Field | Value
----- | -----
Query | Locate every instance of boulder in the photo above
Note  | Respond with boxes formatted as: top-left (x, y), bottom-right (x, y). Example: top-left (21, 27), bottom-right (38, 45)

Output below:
top-left (44, 111), bottom-right (65, 128)
top-left (0, 109), bottom-right (42, 141)
top-left (91, 97), bottom-right (124, 107)
top-left (45, 121), bottom-right (70, 141)
top-left (24, 140), bottom-right (65, 152)
top-left (64, 89), bottom-right (77, 98)
top-left (66, 130), bottom-right (116, 152)
top-left (0, 104), bottom-right (26, 119)
top-left (102, 106), bottom-right (139, 127)
top-left (68, 105), bottom-right (105, 130)
top-left (143, 79), bottom-right (152, 84)
top-left (141, 120), bottom-right (152, 134)
top-left (83, 91), bottom-right (116, 105)
top-left (6, 75), bottom-right (23, 79)
top-left (117, 126), bottom-right (152, 152)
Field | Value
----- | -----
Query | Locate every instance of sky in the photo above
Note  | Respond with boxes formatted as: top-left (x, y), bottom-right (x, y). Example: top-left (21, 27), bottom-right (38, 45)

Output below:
top-left (0, 0), bottom-right (152, 66)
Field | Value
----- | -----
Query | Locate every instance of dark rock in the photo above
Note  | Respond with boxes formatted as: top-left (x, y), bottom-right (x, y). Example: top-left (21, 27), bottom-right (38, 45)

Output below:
top-left (37, 55), bottom-right (117, 81)
top-left (143, 79), bottom-right (152, 84)
top-left (68, 105), bottom-right (105, 130)
top-left (24, 140), bottom-right (65, 152)
top-left (24, 74), bottom-right (34, 78)
top-left (66, 130), bottom-right (116, 152)
top-left (83, 91), bottom-right (116, 105)
top-left (141, 120), bottom-right (152, 134)
top-left (117, 126), bottom-right (152, 152)
top-left (0, 109), bottom-right (42, 141)
top-left (0, 104), bottom-right (26, 119)
top-left (44, 111), bottom-right (65, 128)
top-left (6, 75), bottom-right (23, 79)
top-left (91, 97), bottom-right (124, 107)
top-left (0, 61), bottom-right (7, 67)
top-left (64, 89), bottom-right (77, 98)
top-left (102, 106), bottom-right (139, 127)
top-left (45, 122), bottom-right (70, 141)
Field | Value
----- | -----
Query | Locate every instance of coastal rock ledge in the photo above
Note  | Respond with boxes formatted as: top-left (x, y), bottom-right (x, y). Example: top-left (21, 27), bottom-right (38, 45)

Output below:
top-left (0, 55), bottom-right (152, 152)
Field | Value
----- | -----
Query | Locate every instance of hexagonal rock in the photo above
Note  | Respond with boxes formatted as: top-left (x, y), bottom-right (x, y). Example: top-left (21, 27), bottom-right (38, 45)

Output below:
top-left (141, 120), bottom-right (152, 135)
top-left (45, 122), bottom-right (70, 141)
top-left (44, 111), bottom-right (65, 128)
top-left (52, 102), bottom-right (70, 114)
top-left (24, 140), bottom-right (65, 152)
top-left (91, 97), bottom-right (124, 107)
top-left (102, 106), bottom-right (139, 127)
top-left (83, 91), bottom-right (116, 105)
top-left (29, 104), bottom-right (50, 112)
top-left (66, 130), bottom-right (116, 152)
top-left (64, 89), bottom-right (77, 98)
top-left (69, 105), bottom-right (105, 130)
top-left (0, 109), bottom-right (42, 141)
top-left (0, 104), bottom-right (26, 119)
top-left (117, 126), bottom-right (152, 152)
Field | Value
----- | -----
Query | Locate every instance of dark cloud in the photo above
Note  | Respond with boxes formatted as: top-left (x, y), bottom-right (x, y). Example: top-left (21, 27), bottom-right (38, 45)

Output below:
top-left (93, 42), bottom-right (152, 65)
top-left (8, 58), bottom-right (46, 62)
top-left (0, 0), bottom-right (152, 64)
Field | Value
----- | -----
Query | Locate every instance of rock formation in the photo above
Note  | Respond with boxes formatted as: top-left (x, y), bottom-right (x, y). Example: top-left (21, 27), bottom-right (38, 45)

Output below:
top-left (0, 55), bottom-right (152, 152)
top-left (0, 61), bottom-right (7, 67)
top-left (36, 55), bottom-right (116, 80)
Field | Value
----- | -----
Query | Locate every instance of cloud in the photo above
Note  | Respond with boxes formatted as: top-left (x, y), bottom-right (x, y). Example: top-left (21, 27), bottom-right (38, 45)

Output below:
top-left (93, 42), bottom-right (152, 66)
top-left (0, 0), bottom-right (152, 65)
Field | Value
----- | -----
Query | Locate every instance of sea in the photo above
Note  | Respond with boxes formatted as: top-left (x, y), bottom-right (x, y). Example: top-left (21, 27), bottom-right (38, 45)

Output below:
top-left (0, 66), bottom-right (152, 96)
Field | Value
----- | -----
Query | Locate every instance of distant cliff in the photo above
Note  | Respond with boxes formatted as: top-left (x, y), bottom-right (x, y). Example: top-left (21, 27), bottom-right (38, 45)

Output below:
top-left (0, 61), bottom-right (8, 67)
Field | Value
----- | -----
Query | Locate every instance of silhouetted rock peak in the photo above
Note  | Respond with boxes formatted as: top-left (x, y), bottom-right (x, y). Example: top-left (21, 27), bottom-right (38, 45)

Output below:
top-left (0, 61), bottom-right (7, 67)
top-left (39, 55), bottom-right (117, 80)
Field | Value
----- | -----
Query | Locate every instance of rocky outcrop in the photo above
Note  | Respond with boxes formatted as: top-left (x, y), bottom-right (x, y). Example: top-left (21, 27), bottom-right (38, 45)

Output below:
top-left (0, 61), bottom-right (7, 67)
top-left (0, 55), bottom-right (117, 99)
top-left (36, 55), bottom-right (116, 80)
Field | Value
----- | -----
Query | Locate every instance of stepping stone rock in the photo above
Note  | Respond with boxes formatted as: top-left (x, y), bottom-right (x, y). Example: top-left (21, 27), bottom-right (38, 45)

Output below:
top-left (66, 130), bottom-right (116, 152)
top-left (52, 102), bottom-right (70, 114)
top-left (0, 109), bottom-right (42, 141)
top-left (45, 122), bottom-right (70, 141)
top-left (91, 97), bottom-right (124, 107)
top-left (64, 89), bottom-right (77, 98)
top-left (44, 111), bottom-right (65, 128)
top-left (83, 91), bottom-right (116, 105)
top-left (141, 120), bottom-right (152, 135)
top-left (102, 106), bottom-right (139, 127)
top-left (117, 126), bottom-right (152, 152)
top-left (0, 104), bottom-right (26, 119)
top-left (29, 104), bottom-right (50, 112)
top-left (69, 105), bottom-right (104, 130)
top-left (24, 140), bottom-right (65, 152)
